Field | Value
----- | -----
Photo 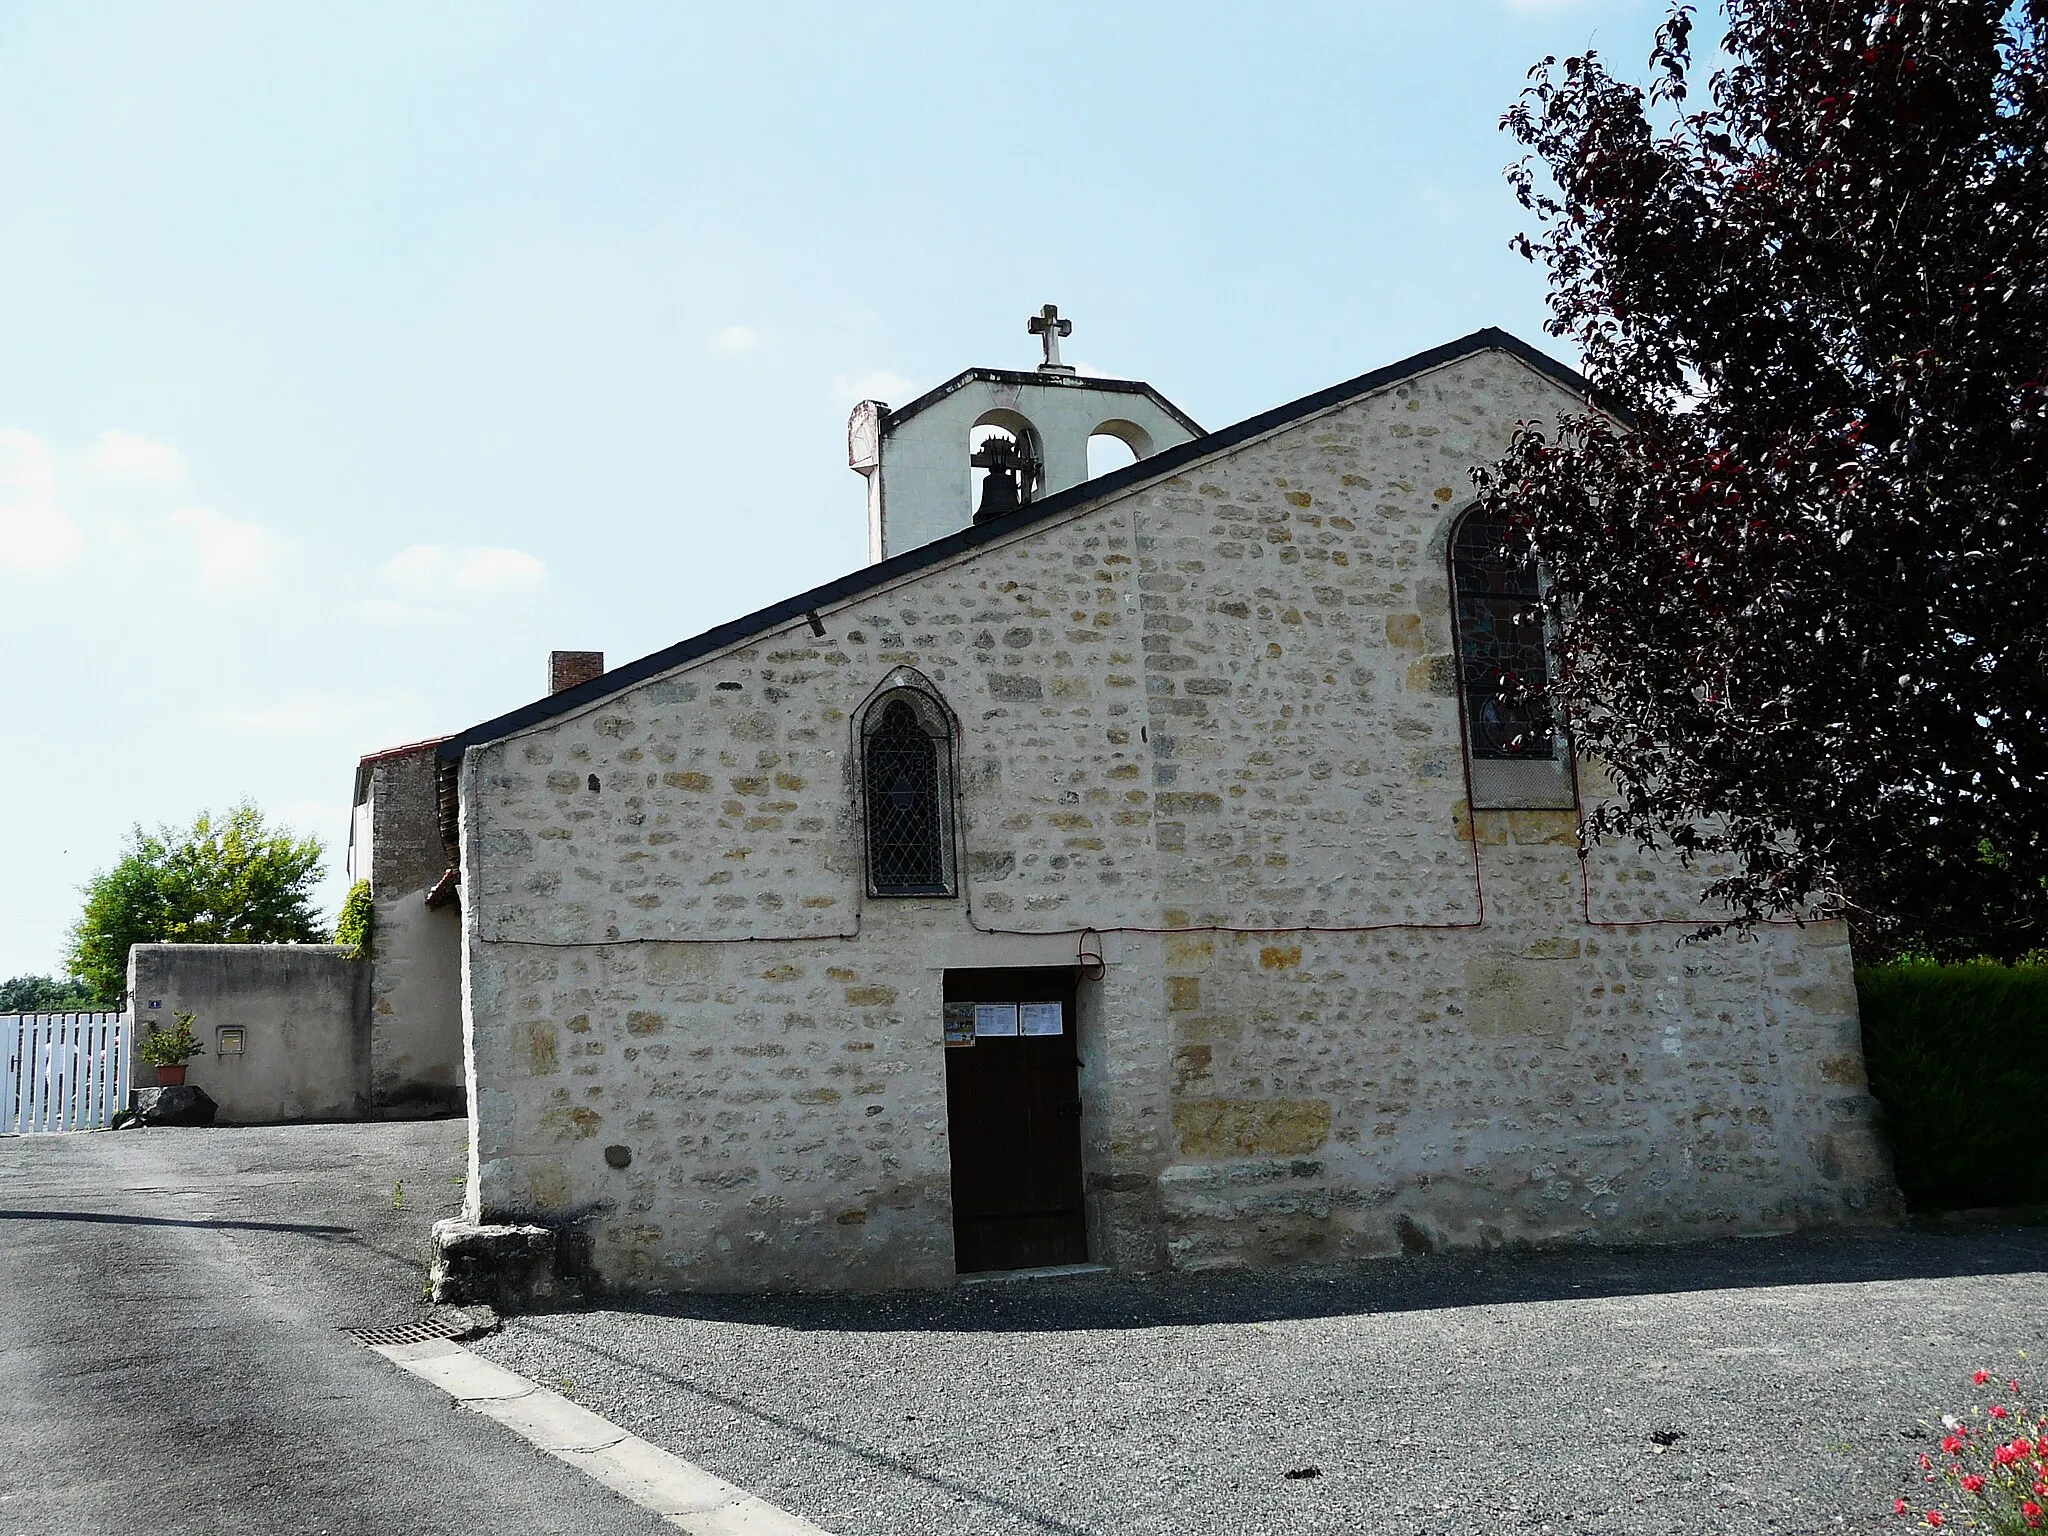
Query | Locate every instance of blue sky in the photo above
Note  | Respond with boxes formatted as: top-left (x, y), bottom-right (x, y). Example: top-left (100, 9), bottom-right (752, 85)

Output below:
top-left (0, 0), bottom-right (1670, 978)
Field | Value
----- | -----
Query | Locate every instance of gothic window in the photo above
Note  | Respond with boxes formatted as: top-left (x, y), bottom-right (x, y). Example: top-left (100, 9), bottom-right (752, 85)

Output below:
top-left (862, 688), bottom-right (956, 897)
top-left (1452, 509), bottom-right (1557, 760)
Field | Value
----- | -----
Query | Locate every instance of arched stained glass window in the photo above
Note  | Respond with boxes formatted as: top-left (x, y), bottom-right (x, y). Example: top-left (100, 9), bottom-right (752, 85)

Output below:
top-left (863, 692), bottom-right (956, 896)
top-left (1452, 510), bottom-right (1557, 760)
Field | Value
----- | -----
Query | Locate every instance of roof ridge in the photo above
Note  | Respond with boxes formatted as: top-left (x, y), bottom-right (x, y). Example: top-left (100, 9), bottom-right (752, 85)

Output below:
top-left (439, 328), bottom-right (1585, 762)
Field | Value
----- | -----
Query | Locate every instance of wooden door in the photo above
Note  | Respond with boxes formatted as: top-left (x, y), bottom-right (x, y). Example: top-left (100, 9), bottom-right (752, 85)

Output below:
top-left (942, 967), bottom-right (1087, 1274)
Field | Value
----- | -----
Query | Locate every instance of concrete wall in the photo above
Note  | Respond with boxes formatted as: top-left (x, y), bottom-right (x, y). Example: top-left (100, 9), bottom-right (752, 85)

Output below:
top-left (458, 344), bottom-right (1897, 1294)
top-left (369, 896), bottom-right (463, 1110)
top-left (127, 944), bottom-right (369, 1123)
top-left (357, 744), bottom-right (466, 1112)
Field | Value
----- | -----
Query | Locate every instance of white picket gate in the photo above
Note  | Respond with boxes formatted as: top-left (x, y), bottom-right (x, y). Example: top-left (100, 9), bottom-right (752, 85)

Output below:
top-left (1, 1013), bottom-right (129, 1133)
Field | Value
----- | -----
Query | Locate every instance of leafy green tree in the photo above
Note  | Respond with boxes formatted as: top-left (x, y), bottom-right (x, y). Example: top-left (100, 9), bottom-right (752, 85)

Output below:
top-left (0, 974), bottom-right (102, 1012)
top-left (66, 804), bottom-right (329, 1003)
top-left (1476, 0), bottom-right (2047, 961)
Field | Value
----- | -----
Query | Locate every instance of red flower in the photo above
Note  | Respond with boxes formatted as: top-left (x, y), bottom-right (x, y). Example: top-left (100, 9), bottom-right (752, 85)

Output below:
top-left (1963, 1475), bottom-right (1986, 1494)
top-left (1945, 1436), bottom-right (1967, 1455)
top-left (1978, 1371), bottom-right (1993, 1386)
top-left (1928, 1511), bottom-right (1945, 1528)
top-left (2023, 1501), bottom-right (2043, 1529)
top-left (1995, 1406), bottom-right (2012, 1420)
top-left (1896, 1498), bottom-right (1910, 1516)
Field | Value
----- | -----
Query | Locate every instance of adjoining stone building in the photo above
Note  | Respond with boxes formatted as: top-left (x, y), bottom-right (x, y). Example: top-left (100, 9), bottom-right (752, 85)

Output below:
top-left (434, 324), bottom-right (1896, 1295)
top-left (346, 737), bottom-right (466, 1114)
top-left (120, 737), bottom-right (475, 1123)
top-left (342, 649), bottom-right (612, 1118)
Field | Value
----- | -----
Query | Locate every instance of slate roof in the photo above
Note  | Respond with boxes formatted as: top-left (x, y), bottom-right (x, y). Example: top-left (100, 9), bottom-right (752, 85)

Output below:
top-left (438, 327), bottom-right (1586, 766)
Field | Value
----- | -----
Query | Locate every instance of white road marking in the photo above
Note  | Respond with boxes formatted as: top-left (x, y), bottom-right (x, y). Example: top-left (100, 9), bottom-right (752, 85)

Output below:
top-left (372, 1338), bottom-right (836, 1536)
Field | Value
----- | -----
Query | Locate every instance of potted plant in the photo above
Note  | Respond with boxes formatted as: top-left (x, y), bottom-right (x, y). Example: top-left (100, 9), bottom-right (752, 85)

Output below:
top-left (140, 1010), bottom-right (205, 1086)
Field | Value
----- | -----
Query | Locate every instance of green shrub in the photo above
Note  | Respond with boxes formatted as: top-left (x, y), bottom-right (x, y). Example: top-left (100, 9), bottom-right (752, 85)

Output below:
top-left (335, 879), bottom-right (374, 961)
top-left (1856, 960), bottom-right (2048, 1210)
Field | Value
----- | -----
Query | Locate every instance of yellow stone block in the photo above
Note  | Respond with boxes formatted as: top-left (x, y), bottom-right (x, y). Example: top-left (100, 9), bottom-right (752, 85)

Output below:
top-left (1507, 810), bottom-right (1580, 846)
top-left (1172, 1098), bottom-right (1331, 1157)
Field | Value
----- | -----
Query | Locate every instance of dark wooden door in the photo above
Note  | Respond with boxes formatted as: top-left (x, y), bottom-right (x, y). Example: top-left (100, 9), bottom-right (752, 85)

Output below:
top-left (943, 967), bottom-right (1087, 1274)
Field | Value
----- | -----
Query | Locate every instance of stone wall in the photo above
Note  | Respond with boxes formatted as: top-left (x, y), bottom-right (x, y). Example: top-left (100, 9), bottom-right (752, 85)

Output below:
top-left (368, 743), bottom-right (449, 893)
top-left (457, 346), bottom-right (1897, 1293)
top-left (127, 944), bottom-right (369, 1123)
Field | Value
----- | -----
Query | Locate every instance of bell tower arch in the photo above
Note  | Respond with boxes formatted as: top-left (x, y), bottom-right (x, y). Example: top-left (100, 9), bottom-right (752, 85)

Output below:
top-left (846, 306), bottom-right (1202, 562)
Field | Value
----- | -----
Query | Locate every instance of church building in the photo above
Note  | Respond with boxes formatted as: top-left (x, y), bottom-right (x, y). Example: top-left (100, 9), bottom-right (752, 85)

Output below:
top-left (432, 317), bottom-right (1895, 1294)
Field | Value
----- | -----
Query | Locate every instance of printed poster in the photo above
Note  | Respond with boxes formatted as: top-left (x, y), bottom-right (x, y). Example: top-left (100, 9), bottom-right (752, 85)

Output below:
top-left (1019, 1001), bottom-right (1065, 1037)
top-left (973, 1002), bottom-right (1020, 1038)
top-left (943, 1002), bottom-right (976, 1047)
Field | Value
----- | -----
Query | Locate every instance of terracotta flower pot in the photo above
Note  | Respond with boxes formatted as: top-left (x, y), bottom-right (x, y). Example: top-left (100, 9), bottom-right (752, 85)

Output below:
top-left (156, 1064), bottom-right (187, 1086)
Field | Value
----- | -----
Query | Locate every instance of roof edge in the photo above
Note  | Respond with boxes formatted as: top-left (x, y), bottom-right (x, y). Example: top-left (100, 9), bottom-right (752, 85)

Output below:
top-left (880, 366), bottom-right (1206, 440)
top-left (442, 328), bottom-right (1586, 762)
top-left (358, 734), bottom-right (451, 768)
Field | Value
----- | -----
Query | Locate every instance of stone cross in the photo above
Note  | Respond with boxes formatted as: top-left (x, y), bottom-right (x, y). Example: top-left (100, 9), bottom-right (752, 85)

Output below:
top-left (1028, 304), bottom-right (1074, 372)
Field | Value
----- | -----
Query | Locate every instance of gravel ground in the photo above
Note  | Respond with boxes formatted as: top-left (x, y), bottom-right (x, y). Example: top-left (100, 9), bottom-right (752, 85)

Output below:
top-left (472, 1225), bottom-right (2048, 1536)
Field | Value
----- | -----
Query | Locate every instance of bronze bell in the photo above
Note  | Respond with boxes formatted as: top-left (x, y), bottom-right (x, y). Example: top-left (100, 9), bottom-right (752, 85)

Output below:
top-left (970, 434), bottom-right (1034, 525)
top-left (975, 464), bottom-right (1020, 522)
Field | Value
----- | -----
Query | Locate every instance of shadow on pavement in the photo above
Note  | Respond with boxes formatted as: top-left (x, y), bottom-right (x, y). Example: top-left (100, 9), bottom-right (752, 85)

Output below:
top-left (518, 1317), bottom-right (1099, 1536)
top-left (0, 1208), bottom-right (355, 1237)
top-left (566, 1223), bottom-right (2048, 1335)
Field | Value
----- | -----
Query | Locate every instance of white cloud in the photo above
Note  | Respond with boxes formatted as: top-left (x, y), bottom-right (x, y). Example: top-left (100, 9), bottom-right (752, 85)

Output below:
top-left (88, 429), bottom-right (187, 488)
top-left (831, 370), bottom-right (915, 406)
top-left (165, 505), bottom-right (283, 592)
top-left (378, 543), bottom-right (546, 597)
top-left (707, 324), bottom-right (760, 355)
top-left (0, 429), bottom-right (83, 572)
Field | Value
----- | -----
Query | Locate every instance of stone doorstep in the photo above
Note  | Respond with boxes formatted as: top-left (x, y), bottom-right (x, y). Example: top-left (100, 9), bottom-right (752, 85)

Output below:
top-left (1909, 1204), bottom-right (2048, 1229)
top-left (958, 1262), bottom-right (1110, 1286)
top-left (371, 1337), bottom-right (836, 1536)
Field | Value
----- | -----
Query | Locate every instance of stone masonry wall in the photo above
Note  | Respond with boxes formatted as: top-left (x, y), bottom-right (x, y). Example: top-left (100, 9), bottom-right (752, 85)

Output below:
top-left (458, 347), bottom-right (1896, 1293)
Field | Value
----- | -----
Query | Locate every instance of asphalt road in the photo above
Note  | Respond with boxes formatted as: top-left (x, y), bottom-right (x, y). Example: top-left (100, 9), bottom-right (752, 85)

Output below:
top-left (0, 1119), bottom-right (672, 1536)
top-left (474, 1224), bottom-right (2048, 1536)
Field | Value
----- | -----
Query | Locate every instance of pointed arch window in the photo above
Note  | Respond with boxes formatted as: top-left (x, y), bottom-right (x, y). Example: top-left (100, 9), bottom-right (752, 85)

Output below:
top-left (862, 687), bottom-right (957, 897)
top-left (1452, 509), bottom-right (1557, 761)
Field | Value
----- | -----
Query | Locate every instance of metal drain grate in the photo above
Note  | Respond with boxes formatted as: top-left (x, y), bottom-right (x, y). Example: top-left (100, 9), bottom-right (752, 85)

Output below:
top-left (345, 1317), bottom-right (471, 1348)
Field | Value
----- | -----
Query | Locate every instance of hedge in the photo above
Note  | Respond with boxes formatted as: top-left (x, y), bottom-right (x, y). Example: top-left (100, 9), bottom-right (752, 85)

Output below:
top-left (1856, 960), bottom-right (2048, 1211)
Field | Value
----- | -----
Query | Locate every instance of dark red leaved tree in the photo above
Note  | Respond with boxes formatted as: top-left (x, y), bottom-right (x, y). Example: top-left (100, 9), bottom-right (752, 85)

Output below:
top-left (1475, 0), bottom-right (2048, 960)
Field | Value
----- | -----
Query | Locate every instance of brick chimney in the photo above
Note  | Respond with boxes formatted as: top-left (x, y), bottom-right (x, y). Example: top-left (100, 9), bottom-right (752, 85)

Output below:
top-left (549, 651), bottom-right (604, 695)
